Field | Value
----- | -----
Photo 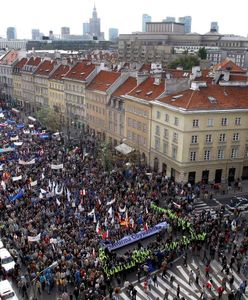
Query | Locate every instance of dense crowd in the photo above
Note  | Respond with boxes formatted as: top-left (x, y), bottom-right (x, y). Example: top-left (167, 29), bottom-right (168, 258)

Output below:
top-left (0, 107), bottom-right (248, 300)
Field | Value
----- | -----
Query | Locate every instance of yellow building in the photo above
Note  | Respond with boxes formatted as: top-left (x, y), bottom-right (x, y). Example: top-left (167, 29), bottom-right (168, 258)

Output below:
top-left (12, 58), bottom-right (27, 108)
top-left (48, 64), bottom-right (71, 125)
top-left (151, 78), bottom-right (248, 184)
top-left (33, 60), bottom-right (56, 111)
top-left (123, 76), bottom-right (166, 164)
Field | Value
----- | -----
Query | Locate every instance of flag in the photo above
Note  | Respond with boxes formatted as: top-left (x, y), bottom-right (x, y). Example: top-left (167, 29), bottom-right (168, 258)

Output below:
top-left (48, 180), bottom-right (52, 191)
top-left (145, 206), bottom-right (149, 214)
top-left (102, 230), bottom-right (109, 240)
top-left (173, 202), bottom-right (181, 208)
top-left (104, 217), bottom-right (108, 227)
top-left (138, 215), bottom-right (143, 225)
top-left (41, 173), bottom-right (45, 180)
top-left (88, 208), bottom-right (95, 217)
top-left (111, 215), bottom-right (115, 224)
top-left (1, 180), bottom-right (6, 191)
top-left (51, 163), bottom-right (63, 170)
top-left (66, 189), bottom-right (71, 202)
top-left (93, 211), bottom-right (97, 223)
top-left (12, 175), bottom-right (22, 182)
top-left (108, 206), bottom-right (113, 218)
top-left (106, 198), bottom-right (115, 206)
top-left (9, 189), bottom-right (24, 201)
top-left (56, 198), bottom-right (61, 206)
top-left (30, 180), bottom-right (37, 187)
top-left (144, 223), bottom-right (149, 231)
top-left (28, 233), bottom-right (41, 242)
top-left (96, 221), bottom-right (101, 234)
top-left (92, 248), bottom-right (96, 257)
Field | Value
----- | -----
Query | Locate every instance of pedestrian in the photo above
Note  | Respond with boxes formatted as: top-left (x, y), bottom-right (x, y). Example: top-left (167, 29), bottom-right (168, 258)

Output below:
top-left (176, 284), bottom-right (180, 298)
top-left (229, 274), bottom-right (234, 290)
top-left (153, 273), bottom-right (158, 287)
top-left (170, 274), bottom-right (175, 286)
top-left (183, 253), bottom-right (187, 267)
top-left (143, 279), bottom-right (148, 294)
top-left (163, 288), bottom-right (169, 300)
top-left (136, 267), bottom-right (141, 283)
top-left (195, 267), bottom-right (200, 285)
top-left (205, 264), bottom-right (210, 278)
top-left (217, 285), bottom-right (224, 299)
top-left (147, 276), bottom-right (152, 291)
top-left (131, 288), bottom-right (137, 300)
top-left (189, 270), bottom-right (194, 285)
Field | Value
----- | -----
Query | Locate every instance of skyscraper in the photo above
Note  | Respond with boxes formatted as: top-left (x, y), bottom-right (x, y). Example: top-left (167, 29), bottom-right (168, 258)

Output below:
top-left (31, 29), bottom-right (40, 41)
top-left (210, 22), bottom-right (219, 33)
top-left (61, 27), bottom-right (70, 38)
top-left (89, 4), bottom-right (101, 39)
top-left (83, 23), bottom-right (90, 35)
top-left (163, 17), bottom-right (176, 22)
top-left (142, 14), bottom-right (152, 32)
top-left (178, 16), bottom-right (192, 33)
top-left (6, 27), bottom-right (17, 40)
top-left (109, 28), bottom-right (119, 41)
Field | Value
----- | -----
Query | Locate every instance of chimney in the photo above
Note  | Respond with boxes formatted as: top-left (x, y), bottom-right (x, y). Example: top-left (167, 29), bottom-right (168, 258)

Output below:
top-left (136, 71), bottom-right (149, 85)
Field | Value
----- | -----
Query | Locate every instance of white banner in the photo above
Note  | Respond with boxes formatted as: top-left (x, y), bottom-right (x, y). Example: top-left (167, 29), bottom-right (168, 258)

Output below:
top-left (0, 164), bottom-right (4, 171)
top-left (19, 158), bottom-right (35, 165)
top-left (51, 164), bottom-right (63, 170)
top-left (12, 175), bottom-right (22, 181)
top-left (28, 233), bottom-right (41, 242)
top-left (14, 142), bottom-right (23, 146)
top-left (50, 238), bottom-right (58, 244)
top-left (30, 180), bottom-right (37, 187)
top-left (10, 136), bottom-right (19, 141)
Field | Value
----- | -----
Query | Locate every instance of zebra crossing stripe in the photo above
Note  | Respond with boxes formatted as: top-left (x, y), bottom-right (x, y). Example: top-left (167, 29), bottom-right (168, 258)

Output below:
top-left (176, 266), bottom-right (201, 294)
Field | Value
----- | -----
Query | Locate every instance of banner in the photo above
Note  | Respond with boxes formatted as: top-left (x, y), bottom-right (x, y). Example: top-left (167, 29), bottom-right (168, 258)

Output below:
top-left (0, 164), bottom-right (4, 171)
top-left (19, 158), bottom-right (35, 165)
top-left (12, 175), bottom-right (22, 181)
top-left (30, 180), bottom-right (37, 187)
top-left (14, 142), bottom-right (23, 146)
top-left (107, 221), bottom-right (169, 251)
top-left (0, 147), bottom-right (15, 153)
top-left (28, 233), bottom-right (41, 242)
top-left (10, 136), bottom-right (19, 141)
top-left (9, 189), bottom-right (24, 201)
top-left (51, 164), bottom-right (63, 170)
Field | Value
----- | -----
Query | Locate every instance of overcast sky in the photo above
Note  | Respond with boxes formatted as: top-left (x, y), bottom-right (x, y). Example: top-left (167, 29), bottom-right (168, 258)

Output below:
top-left (0, 0), bottom-right (247, 40)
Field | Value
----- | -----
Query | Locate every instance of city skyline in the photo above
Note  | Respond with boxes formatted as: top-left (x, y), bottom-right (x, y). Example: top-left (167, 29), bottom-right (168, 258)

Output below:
top-left (0, 0), bottom-right (247, 39)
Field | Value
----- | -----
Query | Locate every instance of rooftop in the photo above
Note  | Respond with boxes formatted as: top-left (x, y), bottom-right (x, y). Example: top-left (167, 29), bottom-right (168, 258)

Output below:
top-left (87, 70), bottom-right (121, 92)
top-left (64, 62), bottom-right (95, 81)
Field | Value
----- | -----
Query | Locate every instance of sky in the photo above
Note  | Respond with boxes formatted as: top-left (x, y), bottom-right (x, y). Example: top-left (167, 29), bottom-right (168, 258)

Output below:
top-left (0, 0), bottom-right (247, 40)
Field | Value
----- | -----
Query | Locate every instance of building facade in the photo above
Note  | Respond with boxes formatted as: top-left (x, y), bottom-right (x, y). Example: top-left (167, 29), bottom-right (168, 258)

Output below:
top-left (89, 5), bottom-right (101, 39)
top-left (178, 16), bottom-right (192, 33)
top-left (6, 27), bottom-right (17, 40)
top-left (32, 29), bottom-right (41, 41)
top-left (142, 14), bottom-right (151, 32)
top-left (12, 57), bottom-right (28, 107)
top-left (146, 22), bottom-right (184, 34)
top-left (109, 28), bottom-right (119, 42)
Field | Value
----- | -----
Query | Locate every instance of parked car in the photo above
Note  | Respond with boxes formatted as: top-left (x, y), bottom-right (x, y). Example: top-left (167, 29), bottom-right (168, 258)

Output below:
top-left (0, 248), bottom-right (15, 273)
top-left (227, 197), bottom-right (248, 212)
top-left (0, 279), bottom-right (19, 299)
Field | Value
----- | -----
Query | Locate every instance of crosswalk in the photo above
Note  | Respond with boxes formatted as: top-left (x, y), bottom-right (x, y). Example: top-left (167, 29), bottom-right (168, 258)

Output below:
top-left (119, 257), bottom-right (248, 300)
top-left (193, 199), bottom-right (218, 218)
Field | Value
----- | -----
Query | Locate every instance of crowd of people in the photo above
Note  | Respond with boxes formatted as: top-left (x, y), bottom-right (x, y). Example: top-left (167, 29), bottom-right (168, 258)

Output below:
top-left (0, 106), bottom-right (248, 300)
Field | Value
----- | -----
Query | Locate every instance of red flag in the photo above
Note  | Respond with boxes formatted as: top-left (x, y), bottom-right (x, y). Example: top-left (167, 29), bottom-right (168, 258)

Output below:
top-left (96, 221), bottom-right (101, 234)
top-left (144, 223), bottom-right (148, 231)
top-left (102, 230), bottom-right (109, 240)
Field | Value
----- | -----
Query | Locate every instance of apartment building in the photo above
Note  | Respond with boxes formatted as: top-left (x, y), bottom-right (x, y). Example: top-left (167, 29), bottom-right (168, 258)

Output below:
top-left (85, 70), bottom-right (129, 139)
top-left (48, 64), bottom-right (71, 125)
top-left (12, 57), bottom-right (28, 107)
top-left (106, 76), bottom-right (137, 145)
top-left (20, 57), bottom-right (41, 114)
top-left (33, 59), bottom-right (56, 111)
top-left (151, 75), bottom-right (248, 184)
top-left (63, 62), bottom-right (98, 130)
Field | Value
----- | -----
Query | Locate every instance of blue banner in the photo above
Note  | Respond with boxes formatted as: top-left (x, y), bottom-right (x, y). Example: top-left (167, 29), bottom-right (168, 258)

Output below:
top-left (9, 189), bottom-right (25, 201)
top-left (107, 221), bottom-right (169, 251)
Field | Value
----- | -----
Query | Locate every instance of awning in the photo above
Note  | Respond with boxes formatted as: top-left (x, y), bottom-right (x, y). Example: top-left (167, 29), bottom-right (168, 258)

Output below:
top-left (115, 143), bottom-right (134, 155)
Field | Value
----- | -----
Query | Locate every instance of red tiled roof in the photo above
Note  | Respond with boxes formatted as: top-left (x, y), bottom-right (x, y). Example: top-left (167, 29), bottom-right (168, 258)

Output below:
top-left (64, 62), bottom-right (95, 81)
top-left (158, 84), bottom-right (248, 110)
top-left (87, 70), bottom-right (121, 92)
top-left (50, 64), bottom-right (70, 80)
top-left (26, 57), bottom-right (41, 66)
top-left (0, 50), bottom-right (18, 65)
top-left (112, 77), bottom-right (137, 97)
top-left (14, 57), bottom-right (28, 69)
top-left (127, 77), bottom-right (165, 101)
top-left (34, 60), bottom-right (55, 76)
top-left (139, 64), bottom-right (151, 72)
top-left (213, 58), bottom-right (245, 73)
top-left (229, 74), bottom-right (248, 81)
top-left (166, 69), bottom-right (191, 79)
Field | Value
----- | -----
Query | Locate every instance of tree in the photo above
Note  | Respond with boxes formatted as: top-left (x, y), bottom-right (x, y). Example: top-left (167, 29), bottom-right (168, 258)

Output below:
top-left (198, 47), bottom-right (207, 59)
top-left (36, 107), bottom-right (61, 132)
top-left (168, 55), bottom-right (200, 70)
top-left (99, 142), bottom-right (113, 172)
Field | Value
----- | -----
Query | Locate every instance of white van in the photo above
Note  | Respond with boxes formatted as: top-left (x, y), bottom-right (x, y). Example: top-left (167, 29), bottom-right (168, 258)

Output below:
top-left (0, 280), bottom-right (19, 299)
top-left (0, 248), bottom-right (15, 273)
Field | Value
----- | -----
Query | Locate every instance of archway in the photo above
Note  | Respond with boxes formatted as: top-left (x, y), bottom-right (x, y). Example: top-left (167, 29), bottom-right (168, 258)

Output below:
top-left (154, 158), bottom-right (159, 172)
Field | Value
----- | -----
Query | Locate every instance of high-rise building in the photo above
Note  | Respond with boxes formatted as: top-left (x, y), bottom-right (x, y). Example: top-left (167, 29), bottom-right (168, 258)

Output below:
top-left (31, 29), bottom-right (40, 41)
top-left (61, 27), bottom-right (70, 38)
top-left (89, 5), bottom-right (101, 39)
top-left (109, 28), bottom-right (119, 41)
top-left (7, 27), bottom-right (17, 40)
top-left (210, 22), bottom-right (219, 33)
top-left (163, 17), bottom-right (176, 22)
top-left (178, 16), bottom-right (192, 33)
top-left (142, 14), bottom-right (152, 32)
top-left (83, 22), bottom-right (90, 35)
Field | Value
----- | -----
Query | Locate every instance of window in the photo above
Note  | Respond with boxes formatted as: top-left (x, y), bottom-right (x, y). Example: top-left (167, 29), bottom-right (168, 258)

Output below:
top-left (204, 150), bottom-right (210, 160)
top-left (233, 133), bottom-right (239, 141)
top-left (174, 117), bottom-right (179, 126)
top-left (190, 151), bottom-right (196, 161)
top-left (231, 148), bottom-right (238, 159)
top-left (172, 147), bottom-right (177, 159)
top-left (163, 142), bottom-right (168, 154)
top-left (219, 133), bottom-right (226, 142)
top-left (155, 125), bottom-right (160, 136)
top-left (221, 117), bottom-right (228, 126)
top-left (163, 129), bottom-right (168, 139)
top-left (235, 117), bottom-right (241, 125)
top-left (207, 118), bottom-right (214, 127)
top-left (165, 113), bottom-right (169, 122)
top-left (173, 132), bottom-right (178, 143)
top-left (191, 135), bottom-right (198, 144)
top-left (217, 149), bottom-right (224, 159)
top-left (205, 134), bottom-right (212, 143)
top-left (192, 119), bottom-right (199, 127)
top-left (155, 137), bottom-right (160, 150)
top-left (156, 111), bottom-right (161, 119)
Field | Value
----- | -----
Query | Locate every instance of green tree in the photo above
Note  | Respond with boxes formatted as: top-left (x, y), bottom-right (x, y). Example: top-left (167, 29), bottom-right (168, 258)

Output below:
top-left (99, 142), bottom-right (113, 172)
top-left (198, 47), bottom-right (207, 59)
top-left (168, 55), bottom-right (200, 70)
top-left (36, 107), bottom-right (61, 132)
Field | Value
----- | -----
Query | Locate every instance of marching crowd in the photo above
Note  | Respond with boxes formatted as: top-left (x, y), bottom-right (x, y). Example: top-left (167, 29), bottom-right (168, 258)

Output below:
top-left (0, 107), bottom-right (248, 300)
